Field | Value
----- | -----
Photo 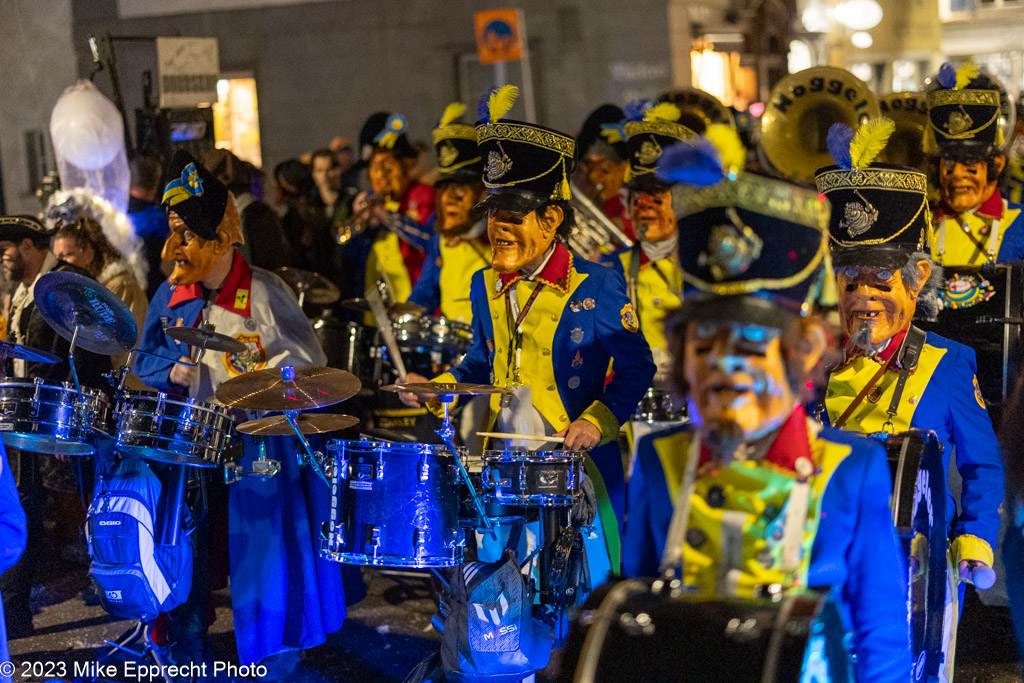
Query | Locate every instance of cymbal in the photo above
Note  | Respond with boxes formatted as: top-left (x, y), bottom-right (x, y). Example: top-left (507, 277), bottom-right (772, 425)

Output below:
top-left (236, 413), bottom-right (359, 436)
top-left (0, 340), bottom-right (60, 364)
top-left (215, 365), bottom-right (362, 411)
top-left (33, 271), bottom-right (137, 355)
top-left (165, 326), bottom-right (247, 353)
top-left (275, 267), bottom-right (341, 305)
top-left (340, 299), bottom-right (425, 317)
top-left (381, 382), bottom-right (511, 396)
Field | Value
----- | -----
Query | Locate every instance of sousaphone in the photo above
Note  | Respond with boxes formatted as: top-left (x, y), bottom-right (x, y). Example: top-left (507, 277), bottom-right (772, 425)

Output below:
top-left (877, 92), bottom-right (929, 172)
top-left (657, 87), bottom-right (735, 136)
top-left (760, 66), bottom-right (879, 185)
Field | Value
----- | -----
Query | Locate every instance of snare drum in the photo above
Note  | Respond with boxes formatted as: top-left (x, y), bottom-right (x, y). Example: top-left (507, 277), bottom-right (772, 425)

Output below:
top-left (114, 391), bottom-right (235, 468)
top-left (481, 449), bottom-right (586, 507)
top-left (0, 379), bottom-right (110, 456)
top-left (321, 440), bottom-right (466, 568)
top-left (633, 388), bottom-right (687, 423)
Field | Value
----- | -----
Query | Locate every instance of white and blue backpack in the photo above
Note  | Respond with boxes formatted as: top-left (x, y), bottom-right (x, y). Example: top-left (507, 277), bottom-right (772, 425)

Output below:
top-left (85, 456), bottom-right (193, 621)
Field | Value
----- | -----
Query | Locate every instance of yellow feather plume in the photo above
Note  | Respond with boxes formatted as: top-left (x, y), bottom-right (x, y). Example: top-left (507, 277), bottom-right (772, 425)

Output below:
top-left (644, 102), bottom-right (681, 123)
top-left (440, 102), bottom-right (466, 127)
top-left (850, 117), bottom-right (895, 170)
top-left (489, 85), bottom-right (519, 123)
top-left (704, 124), bottom-right (745, 175)
top-left (955, 61), bottom-right (979, 90)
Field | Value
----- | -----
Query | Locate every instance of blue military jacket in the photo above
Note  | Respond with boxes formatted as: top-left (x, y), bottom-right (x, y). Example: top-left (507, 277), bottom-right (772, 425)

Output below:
top-left (825, 329), bottom-right (1004, 562)
top-left (623, 415), bottom-right (910, 683)
top-left (441, 242), bottom-right (655, 561)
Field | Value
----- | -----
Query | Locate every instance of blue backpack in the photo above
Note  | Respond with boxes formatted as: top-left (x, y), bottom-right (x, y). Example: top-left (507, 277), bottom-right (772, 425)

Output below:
top-left (85, 456), bottom-right (193, 621)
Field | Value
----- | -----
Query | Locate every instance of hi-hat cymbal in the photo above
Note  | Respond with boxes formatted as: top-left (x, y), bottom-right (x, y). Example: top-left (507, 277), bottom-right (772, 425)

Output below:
top-left (381, 382), bottom-right (511, 396)
top-left (275, 267), bottom-right (341, 305)
top-left (236, 413), bottom-right (359, 436)
top-left (215, 365), bottom-right (362, 411)
top-left (33, 271), bottom-right (138, 355)
top-left (0, 340), bottom-right (60, 364)
top-left (340, 299), bottom-right (425, 317)
top-left (165, 326), bottom-right (247, 353)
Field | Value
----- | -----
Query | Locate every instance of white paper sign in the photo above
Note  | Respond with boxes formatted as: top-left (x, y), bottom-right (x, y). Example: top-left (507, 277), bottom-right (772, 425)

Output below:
top-left (156, 37), bottom-right (220, 109)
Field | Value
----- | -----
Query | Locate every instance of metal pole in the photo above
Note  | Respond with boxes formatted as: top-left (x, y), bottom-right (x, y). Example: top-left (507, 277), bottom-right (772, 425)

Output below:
top-left (516, 10), bottom-right (537, 123)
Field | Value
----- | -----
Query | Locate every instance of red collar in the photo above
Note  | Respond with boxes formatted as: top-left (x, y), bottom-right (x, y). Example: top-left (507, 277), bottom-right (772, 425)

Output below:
top-left (167, 250), bottom-right (253, 317)
top-left (698, 406), bottom-right (814, 474)
top-left (937, 188), bottom-right (1004, 220)
top-left (494, 242), bottom-right (573, 297)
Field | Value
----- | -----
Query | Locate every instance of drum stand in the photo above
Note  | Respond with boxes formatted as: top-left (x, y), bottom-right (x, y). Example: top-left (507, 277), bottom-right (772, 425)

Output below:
top-left (93, 620), bottom-right (172, 683)
top-left (436, 393), bottom-right (495, 539)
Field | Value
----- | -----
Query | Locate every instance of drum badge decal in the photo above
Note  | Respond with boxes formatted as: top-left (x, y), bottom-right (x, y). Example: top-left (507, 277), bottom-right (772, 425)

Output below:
top-left (939, 273), bottom-right (995, 310)
top-left (223, 334), bottom-right (268, 376)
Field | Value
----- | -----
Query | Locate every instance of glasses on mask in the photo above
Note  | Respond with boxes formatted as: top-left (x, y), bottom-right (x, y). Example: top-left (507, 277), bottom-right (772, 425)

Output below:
top-left (835, 265), bottom-right (896, 282)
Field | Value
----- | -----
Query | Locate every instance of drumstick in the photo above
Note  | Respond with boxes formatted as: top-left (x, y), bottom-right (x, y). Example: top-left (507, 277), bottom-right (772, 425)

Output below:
top-left (476, 431), bottom-right (565, 443)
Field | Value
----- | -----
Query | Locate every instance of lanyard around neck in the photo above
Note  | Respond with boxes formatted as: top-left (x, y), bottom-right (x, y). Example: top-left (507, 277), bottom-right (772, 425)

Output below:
top-left (504, 281), bottom-right (545, 385)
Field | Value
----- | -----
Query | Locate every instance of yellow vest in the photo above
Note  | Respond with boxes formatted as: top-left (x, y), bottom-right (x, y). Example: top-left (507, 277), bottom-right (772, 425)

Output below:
top-left (438, 238), bottom-right (492, 323)
top-left (824, 345), bottom-right (946, 433)
top-left (618, 250), bottom-right (682, 355)
top-left (928, 201), bottom-right (1023, 266)
top-left (363, 232), bottom-right (412, 326)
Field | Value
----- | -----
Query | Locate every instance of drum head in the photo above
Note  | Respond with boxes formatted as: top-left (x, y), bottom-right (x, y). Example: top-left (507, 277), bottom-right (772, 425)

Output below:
top-left (1, 432), bottom-right (96, 457)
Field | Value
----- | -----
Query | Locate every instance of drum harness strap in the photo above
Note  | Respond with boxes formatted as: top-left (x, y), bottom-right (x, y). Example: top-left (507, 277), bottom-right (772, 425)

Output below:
top-left (502, 281), bottom-right (545, 401)
top-left (832, 326), bottom-right (927, 433)
top-left (627, 243), bottom-right (679, 316)
top-left (937, 214), bottom-right (1001, 264)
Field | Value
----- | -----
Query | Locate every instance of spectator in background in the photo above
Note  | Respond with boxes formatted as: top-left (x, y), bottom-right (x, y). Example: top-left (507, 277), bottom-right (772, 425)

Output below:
top-left (311, 148), bottom-right (356, 237)
top-left (203, 149), bottom-right (295, 272)
top-left (330, 136), bottom-right (358, 191)
top-left (274, 159), bottom-right (336, 280)
top-left (52, 216), bottom-right (148, 388)
top-left (126, 156), bottom-right (169, 299)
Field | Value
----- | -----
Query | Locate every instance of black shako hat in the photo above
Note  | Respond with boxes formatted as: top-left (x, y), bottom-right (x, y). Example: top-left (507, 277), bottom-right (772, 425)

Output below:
top-left (624, 102), bottom-right (695, 194)
top-left (927, 63), bottom-right (1003, 160)
top-left (576, 104), bottom-right (628, 164)
top-left (474, 85), bottom-right (575, 215)
top-left (162, 150), bottom-right (229, 241)
top-left (432, 102), bottom-right (483, 185)
top-left (816, 162), bottom-right (929, 269)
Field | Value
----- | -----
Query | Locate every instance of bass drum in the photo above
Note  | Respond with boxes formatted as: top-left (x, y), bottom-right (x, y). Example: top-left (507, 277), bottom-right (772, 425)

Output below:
top-left (558, 580), bottom-right (852, 682)
top-left (871, 430), bottom-right (947, 683)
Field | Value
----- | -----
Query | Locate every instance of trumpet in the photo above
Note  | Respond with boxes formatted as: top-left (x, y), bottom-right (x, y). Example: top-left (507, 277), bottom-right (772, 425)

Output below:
top-left (336, 192), bottom-right (391, 245)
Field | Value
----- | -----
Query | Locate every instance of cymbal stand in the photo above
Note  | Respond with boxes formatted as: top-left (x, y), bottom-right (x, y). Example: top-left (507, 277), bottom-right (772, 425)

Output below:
top-left (436, 393), bottom-right (495, 539)
top-left (224, 434), bottom-right (281, 483)
top-left (67, 322), bottom-right (93, 432)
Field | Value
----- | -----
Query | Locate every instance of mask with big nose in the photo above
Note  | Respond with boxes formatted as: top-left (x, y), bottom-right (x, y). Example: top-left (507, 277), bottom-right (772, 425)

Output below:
top-left (835, 260), bottom-right (929, 349)
top-left (487, 203), bottom-right (563, 273)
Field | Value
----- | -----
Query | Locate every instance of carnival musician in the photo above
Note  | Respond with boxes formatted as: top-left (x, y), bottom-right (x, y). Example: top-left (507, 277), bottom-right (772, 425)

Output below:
top-left (339, 112), bottom-right (433, 300)
top-left (0, 215), bottom-right (111, 639)
top-left (575, 104), bottom-right (633, 240)
top-left (816, 119), bottom-right (1004, 683)
top-left (623, 127), bottom-right (910, 682)
top-left (407, 101), bottom-right (491, 323)
top-left (607, 102), bottom-right (694, 379)
top-left (402, 86), bottom-right (656, 577)
top-left (133, 152), bottom-right (339, 676)
top-left (926, 63), bottom-right (1024, 267)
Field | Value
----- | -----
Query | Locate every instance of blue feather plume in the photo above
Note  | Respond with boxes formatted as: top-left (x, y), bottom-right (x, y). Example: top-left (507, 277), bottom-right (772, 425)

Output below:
top-left (655, 140), bottom-right (724, 187)
top-left (478, 87), bottom-right (498, 123)
top-left (937, 62), bottom-right (956, 89)
top-left (827, 123), bottom-right (855, 171)
top-left (624, 99), bottom-right (650, 122)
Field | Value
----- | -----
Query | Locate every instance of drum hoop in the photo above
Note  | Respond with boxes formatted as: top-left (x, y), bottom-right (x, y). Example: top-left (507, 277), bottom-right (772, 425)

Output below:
top-left (117, 391), bottom-right (232, 417)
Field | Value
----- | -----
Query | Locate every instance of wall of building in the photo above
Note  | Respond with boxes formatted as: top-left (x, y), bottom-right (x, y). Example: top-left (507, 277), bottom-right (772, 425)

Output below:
top-left (70, 0), bottom-right (676, 176)
top-left (0, 0), bottom-right (78, 215)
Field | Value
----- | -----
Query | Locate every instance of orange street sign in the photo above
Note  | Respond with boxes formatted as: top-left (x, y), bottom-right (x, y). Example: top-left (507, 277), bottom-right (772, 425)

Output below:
top-left (475, 9), bottom-right (523, 64)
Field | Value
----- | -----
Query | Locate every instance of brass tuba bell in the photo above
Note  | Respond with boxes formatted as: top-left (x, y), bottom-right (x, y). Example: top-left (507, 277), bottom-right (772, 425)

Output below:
top-left (877, 92), bottom-right (929, 172)
top-left (656, 88), bottom-right (736, 136)
top-left (760, 66), bottom-right (879, 185)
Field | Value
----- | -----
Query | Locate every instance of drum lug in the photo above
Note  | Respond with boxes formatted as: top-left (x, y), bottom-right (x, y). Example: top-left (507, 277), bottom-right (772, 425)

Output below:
top-left (376, 459), bottom-right (385, 480)
top-left (414, 528), bottom-right (428, 557)
top-left (419, 455), bottom-right (430, 482)
top-left (370, 526), bottom-right (382, 557)
top-left (154, 392), bottom-right (166, 431)
top-left (32, 378), bottom-right (42, 415)
top-left (338, 455), bottom-right (348, 479)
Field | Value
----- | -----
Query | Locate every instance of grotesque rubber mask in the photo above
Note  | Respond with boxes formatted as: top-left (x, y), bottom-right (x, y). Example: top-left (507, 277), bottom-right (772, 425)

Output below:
top-left (630, 189), bottom-right (676, 243)
top-left (437, 182), bottom-right (483, 237)
top-left (369, 151), bottom-right (409, 199)
top-left (583, 154), bottom-right (627, 203)
top-left (939, 156), bottom-right (1003, 214)
top-left (683, 320), bottom-right (792, 447)
top-left (835, 261), bottom-right (928, 348)
top-left (487, 205), bottom-right (560, 273)
top-left (162, 211), bottom-right (223, 286)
